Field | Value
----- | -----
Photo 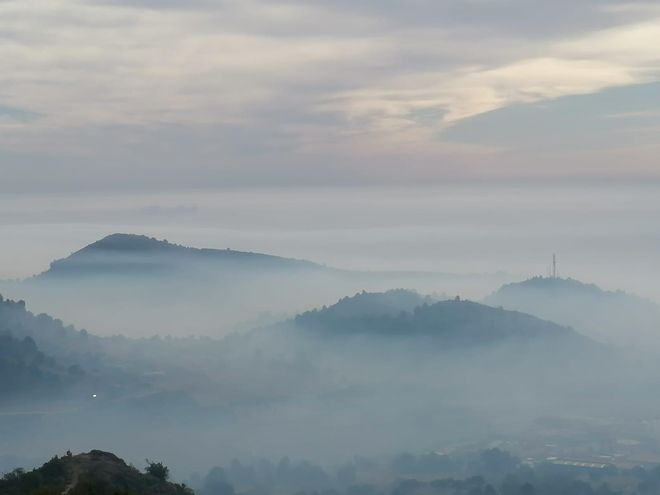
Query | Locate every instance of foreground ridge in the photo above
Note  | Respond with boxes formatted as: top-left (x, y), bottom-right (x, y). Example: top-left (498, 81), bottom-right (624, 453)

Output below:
top-left (0, 450), bottom-right (192, 495)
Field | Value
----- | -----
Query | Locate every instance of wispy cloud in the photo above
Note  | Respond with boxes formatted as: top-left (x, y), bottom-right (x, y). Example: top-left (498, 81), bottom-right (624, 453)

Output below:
top-left (0, 104), bottom-right (40, 122)
top-left (0, 0), bottom-right (659, 188)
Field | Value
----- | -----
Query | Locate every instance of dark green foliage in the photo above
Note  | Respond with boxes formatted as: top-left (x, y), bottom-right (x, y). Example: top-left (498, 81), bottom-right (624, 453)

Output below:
top-left (145, 460), bottom-right (169, 481)
top-left (0, 456), bottom-right (67, 495)
top-left (0, 451), bottom-right (191, 495)
top-left (296, 297), bottom-right (580, 346)
top-left (304, 290), bottom-right (435, 319)
top-left (39, 456), bottom-right (66, 479)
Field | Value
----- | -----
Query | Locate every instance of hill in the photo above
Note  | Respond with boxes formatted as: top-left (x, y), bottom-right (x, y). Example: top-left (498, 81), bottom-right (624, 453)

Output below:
top-left (0, 295), bottom-right (91, 403)
top-left (0, 233), bottom-right (512, 337)
top-left (0, 332), bottom-right (82, 402)
top-left (5, 233), bottom-right (342, 337)
top-left (0, 294), bottom-right (171, 407)
top-left (485, 276), bottom-right (660, 348)
top-left (0, 294), bottom-right (98, 359)
top-left (294, 294), bottom-right (584, 346)
top-left (309, 289), bottom-right (436, 318)
top-left (39, 233), bottom-right (323, 279)
top-left (0, 450), bottom-right (191, 495)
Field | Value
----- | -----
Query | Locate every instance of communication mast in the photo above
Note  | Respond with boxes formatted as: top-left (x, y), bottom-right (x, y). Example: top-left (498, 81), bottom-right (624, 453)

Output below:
top-left (552, 253), bottom-right (557, 279)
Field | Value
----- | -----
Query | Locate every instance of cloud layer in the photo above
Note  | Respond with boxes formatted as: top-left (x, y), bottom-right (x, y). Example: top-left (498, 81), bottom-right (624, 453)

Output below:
top-left (1, 0), bottom-right (660, 189)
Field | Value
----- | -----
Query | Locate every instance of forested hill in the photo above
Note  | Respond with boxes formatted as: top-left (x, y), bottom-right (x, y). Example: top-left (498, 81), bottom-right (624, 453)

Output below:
top-left (38, 233), bottom-right (325, 279)
top-left (0, 294), bottom-right (96, 359)
top-left (0, 450), bottom-right (191, 495)
top-left (0, 295), bottom-right (158, 406)
top-left (489, 276), bottom-right (638, 300)
top-left (1, 234), bottom-right (512, 338)
top-left (0, 333), bottom-right (82, 401)
top-left (485, 276), bottom-right (660, 348)
top-left (295, 295), bottom-right (583, 345)
top-left (309, 289), bottom-right (437, 318)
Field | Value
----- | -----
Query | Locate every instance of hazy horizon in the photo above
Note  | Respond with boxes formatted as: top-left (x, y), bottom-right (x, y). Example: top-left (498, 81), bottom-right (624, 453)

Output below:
top-left (3, 182), bottom-right (660, 302)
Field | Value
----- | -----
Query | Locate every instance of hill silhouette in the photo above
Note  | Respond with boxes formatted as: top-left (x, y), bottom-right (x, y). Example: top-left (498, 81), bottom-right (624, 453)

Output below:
top-left (1, 234), bottom-right (512, 337)
top-left (0, 294), bottom-right (167, 406)
top-left (0, 450), bottom-right (191, 495)
top-left (294, 293), bottom-right (584, 346)
top-left (0, 294), bottom-right (97, 359)
top-left (485, 276), bottom-right (660, 348)
top-left (0, 332), bottom-right (82, 402)
top-left (39, 233), bottom-right (323, 279)
top-left (309, 289), bottom-right (436, 318)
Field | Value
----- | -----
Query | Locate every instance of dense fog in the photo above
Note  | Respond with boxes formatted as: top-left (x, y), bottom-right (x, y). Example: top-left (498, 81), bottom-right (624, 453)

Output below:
top-left (3, 282), bottom-right (660, 481)
top-left (2, 185), bottom-right (660, 495)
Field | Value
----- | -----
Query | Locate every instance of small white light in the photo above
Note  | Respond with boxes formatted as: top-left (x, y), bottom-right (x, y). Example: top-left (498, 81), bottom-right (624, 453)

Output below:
top-left (92, 394), bottom-right (97, 398)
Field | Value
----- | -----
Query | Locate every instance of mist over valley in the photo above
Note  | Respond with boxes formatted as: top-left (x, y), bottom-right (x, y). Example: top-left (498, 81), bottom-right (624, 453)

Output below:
top-left (3, 1), bottom-right (660, 491)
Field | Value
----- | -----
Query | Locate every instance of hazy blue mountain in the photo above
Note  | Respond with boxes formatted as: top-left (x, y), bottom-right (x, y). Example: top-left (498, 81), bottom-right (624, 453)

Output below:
top-left (3, 234), bottom-right (339, 336)
top-left (485, 276), bottom-right (660, 349)
top-left (39, 233), bottom-right (323, 279)
top-left (294, 295), bottom-right (583, 346)
top-left (1, 234), bottom-right (512, 338)
top-left (309, 289), bottom-right (436, 318)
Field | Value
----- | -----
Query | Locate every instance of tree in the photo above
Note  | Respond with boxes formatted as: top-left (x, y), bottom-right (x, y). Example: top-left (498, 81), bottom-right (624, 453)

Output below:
top-left (146, 460), bottom-right (169, 481)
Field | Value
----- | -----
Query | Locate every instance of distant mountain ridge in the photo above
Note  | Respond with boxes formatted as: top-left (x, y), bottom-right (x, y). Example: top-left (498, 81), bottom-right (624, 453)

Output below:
top-left (0, 332), bottom-right (81, 402)
top-left (4, 233), bottom-right (517, 337)
top-left (39, 233), bottom-right (324, 279)
top-left (0, 294), bottom-right (97, 360)
top-left (485, 276), bottom-right (660, 348)
top-left (294, 290), bottom-right (585, 346)
top-left (490, 276), bottom-right (634, 297)
top-left (0, 294), bottom-right (161, 406)
top-left (310, 289), bottom-right (437, 318)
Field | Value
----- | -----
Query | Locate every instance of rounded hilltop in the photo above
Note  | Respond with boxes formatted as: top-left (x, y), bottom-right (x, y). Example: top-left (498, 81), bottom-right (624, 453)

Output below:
top-left (0, 449), bottom-right (192, 495)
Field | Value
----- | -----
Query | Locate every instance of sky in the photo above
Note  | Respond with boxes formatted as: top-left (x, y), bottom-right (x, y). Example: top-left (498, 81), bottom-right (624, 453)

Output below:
top-left (1, 1), bottom-right (660, 301)
top-left (1, 0), bottom-right (660, 191)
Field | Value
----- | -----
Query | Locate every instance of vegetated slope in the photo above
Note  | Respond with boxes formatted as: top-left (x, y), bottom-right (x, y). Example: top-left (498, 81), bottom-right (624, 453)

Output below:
top-left (0, 295), bottom-right (92, 403)
top-left (0, 294), bottom-right (162, 406)
top-left (485, 276), bottom-right (660, 348)
top-left (1, 234), bottom-right (512, 337)
top-left (295, 295), bottom-right (583, 346)
top-left (0, 333), bottom-right (82, 401)
top-left (38, 233), bottom-right (323, 279)
top-left (0, 450), bottom-right (191, 495)
top-left (7, 233), bottom-right (341, 337)
top-left (0, 294), bottom-right (97, 359)
top-left (310, 289), bottom-right (437, 318)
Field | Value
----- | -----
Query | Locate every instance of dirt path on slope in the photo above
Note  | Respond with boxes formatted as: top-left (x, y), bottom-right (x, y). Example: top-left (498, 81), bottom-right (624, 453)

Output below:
top-left (61, 465), bottom-right (80, 495)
